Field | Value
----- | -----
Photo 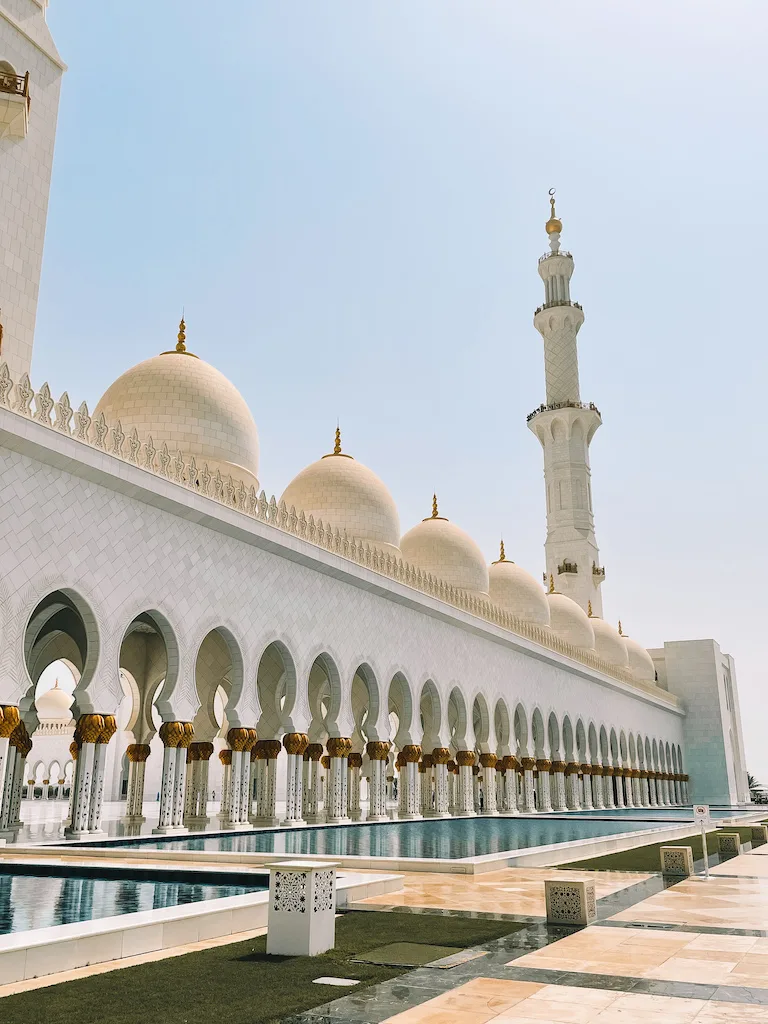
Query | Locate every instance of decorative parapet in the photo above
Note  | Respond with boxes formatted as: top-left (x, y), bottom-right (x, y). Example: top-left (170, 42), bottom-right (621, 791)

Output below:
top-left (0, 363), bottom-right (678, 708)
top-left (526, 400), bottom-right (601, 423)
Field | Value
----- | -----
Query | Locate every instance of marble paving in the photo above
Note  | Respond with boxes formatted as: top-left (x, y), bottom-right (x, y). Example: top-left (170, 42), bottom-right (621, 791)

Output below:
top-left (609, 875), bottom-right (768, 931)
top-left (509, 924), bottom-right (768, 988)
top-left (382, 977), bottom-right (768, 1022)
top-left (356, 867), bottom-right (650, 918)
top-left (711, 853), bottom-right (768, 877)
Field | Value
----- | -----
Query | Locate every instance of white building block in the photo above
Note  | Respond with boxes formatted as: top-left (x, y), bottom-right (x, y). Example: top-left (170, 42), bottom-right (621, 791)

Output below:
top-left (266, 860), bottom-right (338, 957)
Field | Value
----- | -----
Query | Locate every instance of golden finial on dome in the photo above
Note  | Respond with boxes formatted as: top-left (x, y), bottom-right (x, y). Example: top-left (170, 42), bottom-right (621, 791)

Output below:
top-left (499, 539), bottom-right (506, 561)
top-left (618, 620), bottom-right (624, 636)
top-left (548, 573), bottom-right (555, 594)
top-left (431, 493), bottom-right (439, 519)
top-left (176, 317), bottom-right (186, 353)
top-left (588, 600), bottom-right (593, 617)
top-left (546, 188), bottom-right (562, 235)
top-left (334, 425), bottom-right (342, 455)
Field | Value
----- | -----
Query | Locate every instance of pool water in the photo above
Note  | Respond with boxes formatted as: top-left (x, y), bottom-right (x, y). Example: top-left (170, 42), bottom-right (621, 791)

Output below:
top-left (97, 814), bottom-right (669, 861)
top-left (0, 870), bottom-right (263, 936)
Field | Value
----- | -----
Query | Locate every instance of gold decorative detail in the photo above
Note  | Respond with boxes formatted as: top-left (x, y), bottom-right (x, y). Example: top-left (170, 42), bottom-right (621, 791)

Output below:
top-left (159, 721), bottom-right (186, 748)
top-left (548, 574), bottom-right (555, 594)
top-left (219, 748), bottom-right (232, 766)
top-left (520, 757), bottom-right (537, 771)
top-left (588, 600), bottom-right (593, 617)
top-left (178, 722), bottom-right (194, 748)
top-left (402, 744), bottom-right (422, 763)
top-left (126, 743), bottom-right (151, 763)
top-left (618, 620), bottom-right (624, 635)
top-left (69, 740), bottom-right (79, 760)
top-left (161, 316), bottom-right (199, 359)
top-left (502, 755), bottom-right (519, 771)
top-left (493, 539), bottom-right (512, 565)
top-left (246, 728), bottom-right (258, 751)
top-left (322, 423), bottom-right (352, 459)
top-left (327, 736), bottom-right (353, 758)
top-left (321, 754), bottom-right (330, 769)
top-left (546, 188), bottom-right (562, 235)
top-left (456, 749), bottom-right (476, 767)
top-left (305, 743), bottom-right (324, 761)
top-left (535, 758), bottom-right (552, 771)
top-left (97, 714), bottom-right (118, 745)
top-left (422, 753), bottom-right (434, 768)
top-left (479, 752), bottom-right (497, 769)
top-left (580, 762), bottom-right (592, 775)
top-left (0, 705), bottom-right (20, 738)
top-left (431, 746), bottom-right (451, 764)
top-left (591, 763), bottom-right (603, 776)
top-left (348, 752), bottom-right (363, 768)
top-left (190, 741), bottom-right (214, 762)
top-left (282, 732), bottom-right (309, 756)
top-left (551, 760), bottom-right (567, 773)
top-left (261, 739), bottom-right (282, 760)
top-left (227, 727), bottom-right (250, 752)
top-left (367, 740), bottom-right (391, 761)
top-left (77, 714), bottom-right (105, 745)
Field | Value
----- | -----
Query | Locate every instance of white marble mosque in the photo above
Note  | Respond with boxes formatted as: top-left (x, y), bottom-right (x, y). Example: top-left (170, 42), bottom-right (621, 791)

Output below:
top-left (0, 0), bottom-right (750, 845)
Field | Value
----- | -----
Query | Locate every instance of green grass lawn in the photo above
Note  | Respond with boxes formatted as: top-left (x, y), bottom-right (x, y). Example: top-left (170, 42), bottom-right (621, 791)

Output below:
top-left (562, 825), bottom-right (760, 872)
top-left (1, 912), bottom-right (523, 1024)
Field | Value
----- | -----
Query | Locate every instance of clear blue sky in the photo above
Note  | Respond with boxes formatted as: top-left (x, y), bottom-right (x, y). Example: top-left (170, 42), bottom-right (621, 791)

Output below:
top-left (38, 2), bottom-right (767, 779)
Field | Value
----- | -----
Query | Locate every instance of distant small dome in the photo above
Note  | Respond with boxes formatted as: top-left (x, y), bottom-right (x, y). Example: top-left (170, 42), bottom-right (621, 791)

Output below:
top-left (547, 592), bottom-right (595, 649)
top-left (36, 683), bottom-right (74, 722)
top-left (95, 321), bottom-right (259, 488)
top-left (590, 617), bottom-right (629, 667)
top-left (280, 430), bottom-right (400, 557)
top-left (400, 497), bottom-right (489, 597)
top-left (488, 544), bottom-right (550, 626)
top-left (623, 634), bottom-right (656, 684)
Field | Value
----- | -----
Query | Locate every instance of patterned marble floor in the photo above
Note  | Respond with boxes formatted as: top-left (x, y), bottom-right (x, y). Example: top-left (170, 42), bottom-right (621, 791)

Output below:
top-left (609, 874), bottom-right (768, 930)
top-left (382, 977), bottom-right (768, 1023)
top-left (712, 853), bottom-right (768, 876)
top-left (356, 866), bottom-right (650, 918)
top-left (510, 924), bottom-right (768, 988)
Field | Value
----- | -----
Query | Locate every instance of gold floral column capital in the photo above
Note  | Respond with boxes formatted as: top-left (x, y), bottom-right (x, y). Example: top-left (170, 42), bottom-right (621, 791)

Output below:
top-left (551, 760), bottom-right (567, 773)
top-left (69, 740), bottom-right (79, 761)
top-left (580, 762), bottom-right (592, 775)
top-left (422, 753), bottom-right (434, 769)
top-left (327, 737), bottom-right (352, 758)
top-left (77, 714), bottom-right (105, 745)
top-left (431, 747), bottom-right (451, 764)
top-left (502, 755), bottom-right (519, 771)
top-left (367, 741), bottom-right (391, 761)
top-left (0, 705), bottom-right (20, 738)
top-left (227, 727), bottom-right (250, 752)
top-left (159, 721), bottom-right (186, 748)
top-left (348, 752), bottom-right (363, 769)
top-left (261, 739), bottom-right (282, 760)
top-left (219, 748), bottom-right (232, 767)
top-left (97, 714), bottom-right (118, 745)
top-left (305, 743), bottom-right (324, 761)
top-left (520, 757), bottom-right (537, 771)
top-left (402, 744), bottom-right (422, 763)
top-left (456, 750), bottom-right (476, 768)
top-left (479, 753), bottom-right (497, 769)
top-left (126, 743), bottom-right (151, 763)
top-left (283, 732), bottom-right (309, 756)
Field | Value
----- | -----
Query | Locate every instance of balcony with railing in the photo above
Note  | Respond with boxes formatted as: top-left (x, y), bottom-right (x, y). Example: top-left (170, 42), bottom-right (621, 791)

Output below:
top-left (527, 400), bottom-right (601, 423)
top-left (558, 561), bottom-right (578, 575)
top-left (539, 250), bottom-right (572, 263)
top-left (534, 299), bottom-right (582, 316)
top-left (0, 69), bottom-right (30, 138)
top-left (592, 562), bottom-right (606, 581)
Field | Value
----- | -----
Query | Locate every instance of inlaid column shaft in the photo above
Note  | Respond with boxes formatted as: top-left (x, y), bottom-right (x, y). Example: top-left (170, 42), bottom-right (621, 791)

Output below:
top-left (325, 737), bottom-right (352, 823)
top-left (125, 743), bottom-right (151, 821)
top-left (401, 745), bottom-right (422, 819)
top-left (551, 761), bottom-right (568, 811)
top-left (479, 753), bottom-right (498, 815)
top-left (565, 762), bottom-right (581, 810)
top-left (520, 758), bottom-right (536, 813)
top-left (367, 742), bottom-right (390, 821)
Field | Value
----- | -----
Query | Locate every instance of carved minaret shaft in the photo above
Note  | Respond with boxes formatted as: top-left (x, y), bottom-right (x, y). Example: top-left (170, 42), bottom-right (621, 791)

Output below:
top-left (527, 195), bottom-right (604, 615)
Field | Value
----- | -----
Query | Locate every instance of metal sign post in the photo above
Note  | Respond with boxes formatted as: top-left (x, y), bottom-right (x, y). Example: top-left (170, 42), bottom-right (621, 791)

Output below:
top-left (693, 804), bottom-right (710, 879)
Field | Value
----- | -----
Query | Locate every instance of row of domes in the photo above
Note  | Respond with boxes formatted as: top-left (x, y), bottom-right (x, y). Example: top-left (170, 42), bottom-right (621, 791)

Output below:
top-left (92, 332), bottom-right (655, 687)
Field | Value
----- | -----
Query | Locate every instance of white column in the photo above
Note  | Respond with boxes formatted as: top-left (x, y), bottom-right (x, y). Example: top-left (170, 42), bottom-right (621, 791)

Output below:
top-left (565, 764), bottom-right (581, 810)
top-left (124, 744), bottom-right (151, 821)
top-left (591, 767), bottom-right (605, 809)
top-left (304, 745), bottom-right (324, 822)
top-left (153, 722), bottom-right (189, 835)
top-left (0, 707), bottom-right (20, 832)
top-left (456, 752), bottom-right (476, 815)
top-left (366, 742), bottom-right (390, 821)
top-left (325, 738), bottom-right (351, 823)
top-left (171, 736), bottom-right (190, 829)
top-left (535, 760), bottom-right (552, 812)
top-left (580, 764), bottom-right (593, 810)
top-left (602, 768), bottom-right (615, 809)
top-left (401, 747), bottom-right (422, 819)
top-left (431, 749), bottom-right (451, 817)
top-left (218, 750), bottom-right (232, 821)
top-left (503, 759), bottom-right (519, 814)
top-left (253, 741), bottom-right (280, 825)
top-left (633, 771), bottom-right (643, 807)
top-left (552, 761), bottom-right (568, 811)
top-left (613, 767), bottom-right (625, 808)
top-left (520, 759), bottom-right (537, 813)
top-left (280, 733), bottom-right (308, 826)
top-left (65, 714), bottom-right (105, 839)
top-left (622, 769), bottom-right (634, 808)
top-left (479, 754), bottom-right (498, 815)
top-left (347, 754), bottom-right (362, 820)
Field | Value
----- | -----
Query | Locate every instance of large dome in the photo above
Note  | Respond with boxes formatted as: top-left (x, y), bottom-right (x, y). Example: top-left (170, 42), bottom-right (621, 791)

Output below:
top-left (623, 633), bottom-right (656, 684)
top-left (547, 591), bottom-right (595, 649)
top-left (590, 617), bottom-right (629, 667)
top-left (94, 323), bottom-right (260, 488)
top-left (36, 682), bottom-right (74, 723)
top-left (400, 499), bottom-right (489, 597)
top-left (280, 431), bottom-right (400, 557)
top-left (488, 544), bottom-right (550, 626)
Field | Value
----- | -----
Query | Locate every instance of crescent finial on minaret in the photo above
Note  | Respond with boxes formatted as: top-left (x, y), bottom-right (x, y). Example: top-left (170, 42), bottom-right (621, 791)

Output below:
top-left (546, 187), bottom-right (562, 237)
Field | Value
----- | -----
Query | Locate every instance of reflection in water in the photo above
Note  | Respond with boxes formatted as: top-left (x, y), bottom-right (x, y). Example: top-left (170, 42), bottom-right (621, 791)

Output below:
top-left (113, 814), bottom-right (670, 861)
top-left (0, 874), bottom-right (259, 936)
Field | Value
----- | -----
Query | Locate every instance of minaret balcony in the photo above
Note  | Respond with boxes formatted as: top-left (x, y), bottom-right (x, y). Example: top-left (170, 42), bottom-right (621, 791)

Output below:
top-left (0, 70), bottom-right (30, 139)
top-left (539, 251), bottom-right (572, 263)
top-left (534, 300), bottom-right (583, 315)
top-left (527, 400), bottom-right (601, 423)
top-left (557, 561), bottom-right (578, 575)
top-left (592, 563), bottom-right (606, 582)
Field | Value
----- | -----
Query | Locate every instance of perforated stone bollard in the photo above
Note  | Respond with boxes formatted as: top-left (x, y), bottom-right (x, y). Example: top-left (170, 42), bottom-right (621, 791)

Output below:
top-left (266, 860), bottom-right (339, 956)
top-left (716, 832), bottom-right (742, 856)
top-left (660, 845), bottom-right (694, 876)
top-left (544, 879), bottom-right (597, 926)
top-left (751, 825), bottom-right (768, 846)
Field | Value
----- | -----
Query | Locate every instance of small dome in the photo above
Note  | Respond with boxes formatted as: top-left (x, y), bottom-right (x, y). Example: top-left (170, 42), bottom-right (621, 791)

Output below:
top-left (401, 498), bottom-right (489, 596)
top-left (488, 544), bottom-right (550, 626)
top-left (95, 322), bottom-right (259, 488)
top-left (547, 592), bottom-right (595, 649)
top-left (623, 634), bottom-right (656, 684)
top-left (280, 430), bottom-right (400, 557)
top-left (590, 617), bottom-right (629, 667)
top-left (36, 683), bottom-right (74, 722)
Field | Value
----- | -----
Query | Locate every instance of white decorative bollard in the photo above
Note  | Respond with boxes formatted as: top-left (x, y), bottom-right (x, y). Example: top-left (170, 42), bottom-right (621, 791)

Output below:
top-left (544, 879), bottom-right (597, 926)
top-left (717, 832), bottom-right (742, 856)
top-left (660, 845), bottom-right (694, 876)
top-left (751, 825), bottom-right (768, 846)
top-left (266, 860), bottom-right (339, 956)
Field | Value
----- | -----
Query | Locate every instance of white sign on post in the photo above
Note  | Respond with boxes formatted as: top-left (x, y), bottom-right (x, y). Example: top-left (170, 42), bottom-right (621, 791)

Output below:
top-left (693, 805), bottom-right (710, 879)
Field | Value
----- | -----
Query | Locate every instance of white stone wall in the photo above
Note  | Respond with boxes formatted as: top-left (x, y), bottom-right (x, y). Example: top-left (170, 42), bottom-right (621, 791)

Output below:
top-left (0, 407), bottom-right (688, 811)
top-left (0, 0), bottom-right (63, 381)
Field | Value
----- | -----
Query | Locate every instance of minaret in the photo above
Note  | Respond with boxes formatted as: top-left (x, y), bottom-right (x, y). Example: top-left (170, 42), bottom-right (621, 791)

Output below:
top-left (527, 192), bottom-right (605, 615)
top-left (0, 0), bottom-right (65, 381)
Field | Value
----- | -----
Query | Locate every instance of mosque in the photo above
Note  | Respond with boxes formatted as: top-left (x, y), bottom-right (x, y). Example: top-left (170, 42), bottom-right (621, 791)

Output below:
top-left (0, 0), bottom-right (749, 842)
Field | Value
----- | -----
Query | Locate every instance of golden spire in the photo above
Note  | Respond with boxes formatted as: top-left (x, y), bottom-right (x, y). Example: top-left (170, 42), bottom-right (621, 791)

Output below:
top-left (334, 425), bottom-right (342, 455)
top-left (546, 188), bottom-right (562, 235)
top-left (587, 600), bottom-right (593, 617)
top-left (176, 317), bottom-right (186, 353)
top-left (431, 493), bottom-right (439, 519)
top-left (618, 620), bottom-right (624, 636)
top-left (548, 573), bottom-right (555, 594)
top-left (499, 538), bottom-right (506, 561)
